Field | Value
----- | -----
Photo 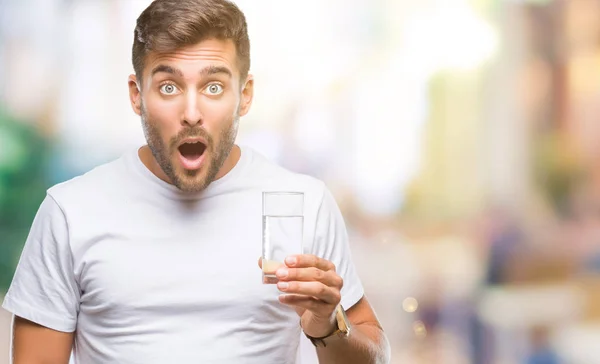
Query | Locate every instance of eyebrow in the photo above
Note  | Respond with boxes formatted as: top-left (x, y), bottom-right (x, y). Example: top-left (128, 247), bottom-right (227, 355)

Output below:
top-left (151, 64), bottom-right (233, 79)
top-left (200, 65), bottom-right (233, 79)
top-left (151, 64), bottom-right (183, 77)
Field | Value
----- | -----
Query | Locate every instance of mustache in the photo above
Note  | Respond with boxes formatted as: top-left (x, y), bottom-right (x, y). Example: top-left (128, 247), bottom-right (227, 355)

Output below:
top-left (169, 127), bottom-right (213, 150)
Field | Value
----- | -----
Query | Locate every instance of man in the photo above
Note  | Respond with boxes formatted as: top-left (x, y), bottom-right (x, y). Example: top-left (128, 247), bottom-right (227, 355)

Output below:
top-left (2, 0), bottom-right (391, 363)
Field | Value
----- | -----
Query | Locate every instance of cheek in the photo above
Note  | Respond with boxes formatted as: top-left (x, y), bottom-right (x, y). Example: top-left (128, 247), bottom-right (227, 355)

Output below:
top-left (144, 97), bottom-right (182, 134)
top-left (145, 95), bottom-right (180, 120)
top-left (199, 95), bottom-right (238, 125)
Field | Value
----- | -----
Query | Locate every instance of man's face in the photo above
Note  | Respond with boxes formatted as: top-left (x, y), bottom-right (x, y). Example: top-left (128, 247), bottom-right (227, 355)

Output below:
top-left (128, 38), bottom-right (253, 192)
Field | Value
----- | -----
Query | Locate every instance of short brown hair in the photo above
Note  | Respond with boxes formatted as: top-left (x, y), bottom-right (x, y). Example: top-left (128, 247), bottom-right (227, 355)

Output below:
top-left (132, 0), bottom-right (250, 85)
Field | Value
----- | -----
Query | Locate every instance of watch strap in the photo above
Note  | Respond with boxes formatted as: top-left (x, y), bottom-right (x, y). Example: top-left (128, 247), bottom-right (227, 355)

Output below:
top-left (303, 305), bottom-right (350, 347)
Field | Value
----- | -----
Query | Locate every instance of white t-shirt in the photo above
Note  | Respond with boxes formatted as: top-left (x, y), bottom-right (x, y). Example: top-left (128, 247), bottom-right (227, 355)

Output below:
top-left (2, 145), bottom-right (364, 364)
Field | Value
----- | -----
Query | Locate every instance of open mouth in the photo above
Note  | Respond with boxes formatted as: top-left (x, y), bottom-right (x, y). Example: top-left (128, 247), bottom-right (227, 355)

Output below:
top-left (177, 140), bottom-right (207, 170)
top-left (178, 141), bottom-right (206, 160)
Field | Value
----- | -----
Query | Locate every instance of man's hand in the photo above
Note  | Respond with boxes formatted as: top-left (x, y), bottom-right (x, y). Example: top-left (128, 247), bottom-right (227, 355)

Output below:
top-left (259, 254), bottom-right (343, 337)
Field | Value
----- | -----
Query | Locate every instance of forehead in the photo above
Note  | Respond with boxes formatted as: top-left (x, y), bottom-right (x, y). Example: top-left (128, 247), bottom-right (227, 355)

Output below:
top-left (144, 38), bottom-right (239, 78)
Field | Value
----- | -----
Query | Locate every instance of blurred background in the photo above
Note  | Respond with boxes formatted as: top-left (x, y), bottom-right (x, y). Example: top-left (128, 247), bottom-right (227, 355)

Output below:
top-left (2, 0), bottom-right (600, 363)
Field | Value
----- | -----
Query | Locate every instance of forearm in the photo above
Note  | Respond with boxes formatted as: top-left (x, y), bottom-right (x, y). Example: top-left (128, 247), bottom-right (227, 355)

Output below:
top-left (316, 322), bottom-right (390, 364)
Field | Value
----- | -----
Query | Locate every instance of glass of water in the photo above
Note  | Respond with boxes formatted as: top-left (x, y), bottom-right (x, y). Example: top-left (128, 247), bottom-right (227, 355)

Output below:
top-left (262, 192), bottom-right (304, 284)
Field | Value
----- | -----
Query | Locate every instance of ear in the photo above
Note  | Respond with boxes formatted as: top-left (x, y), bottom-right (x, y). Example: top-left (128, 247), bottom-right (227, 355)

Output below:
top-left (128, 74), bottom-right (142, 116)
top-left (238, 74), bottom-right (254, 117)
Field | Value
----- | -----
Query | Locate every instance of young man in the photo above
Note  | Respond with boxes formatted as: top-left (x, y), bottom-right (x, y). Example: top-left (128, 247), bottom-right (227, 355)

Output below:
top-left (2, 0), bottom-right (390, 363)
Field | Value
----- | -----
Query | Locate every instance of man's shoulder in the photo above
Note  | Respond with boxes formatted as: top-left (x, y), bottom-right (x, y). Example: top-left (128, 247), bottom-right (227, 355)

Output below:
top-left (47, 154), bottom-right (127, 206)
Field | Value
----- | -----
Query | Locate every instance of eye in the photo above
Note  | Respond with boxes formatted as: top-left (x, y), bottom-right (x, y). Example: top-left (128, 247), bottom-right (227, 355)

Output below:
top-left (204, 83), bottom-right (224, 96)
top-left (159, 83), bottom-right (179, 95)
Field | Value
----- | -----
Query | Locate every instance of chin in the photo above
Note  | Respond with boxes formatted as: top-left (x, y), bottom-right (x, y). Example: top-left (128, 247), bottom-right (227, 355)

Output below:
top-left (175, 179), bottom-right (210, 193)
top-left (173, 170), bottom-right (211, 193)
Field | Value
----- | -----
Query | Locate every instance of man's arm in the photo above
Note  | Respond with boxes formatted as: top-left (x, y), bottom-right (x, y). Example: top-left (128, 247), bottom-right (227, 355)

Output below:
top-left (12, 316), bottom-right (74, 364)
top-left (2, 195), bottom-right (80, 363)
top-left (265, 255), bottom-right (391, 364)
top-left (315, 297), bottom-right (391, 364)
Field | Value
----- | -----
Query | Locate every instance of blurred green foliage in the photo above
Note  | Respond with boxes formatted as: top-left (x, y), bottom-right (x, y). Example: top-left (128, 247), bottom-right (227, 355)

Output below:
top-left (0, 108), bottom-right (50, 292)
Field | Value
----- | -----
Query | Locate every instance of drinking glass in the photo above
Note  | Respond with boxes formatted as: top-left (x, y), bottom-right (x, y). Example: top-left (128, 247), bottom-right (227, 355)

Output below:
top-left (262, 192), bottom-right (304, 283)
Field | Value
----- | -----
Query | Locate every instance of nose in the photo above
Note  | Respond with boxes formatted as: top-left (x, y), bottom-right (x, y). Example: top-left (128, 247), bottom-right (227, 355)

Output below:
top-left (182, 91), bottom-right (203, 126)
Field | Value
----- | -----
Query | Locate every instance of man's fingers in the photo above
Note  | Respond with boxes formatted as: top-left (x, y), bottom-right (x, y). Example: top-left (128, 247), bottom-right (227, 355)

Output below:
top-left (285, 254), bottom-right (336, 272)
top-left (278, 294), bottom-right (334, 315)
top-left (276, 267), bottom-right (343, 288)
top-left (277, 281), bottom-right (341, 305)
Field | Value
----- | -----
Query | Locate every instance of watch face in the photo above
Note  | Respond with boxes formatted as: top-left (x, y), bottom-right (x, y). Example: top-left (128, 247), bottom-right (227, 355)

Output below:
top-left (336, 305), bottom-right (350, 335)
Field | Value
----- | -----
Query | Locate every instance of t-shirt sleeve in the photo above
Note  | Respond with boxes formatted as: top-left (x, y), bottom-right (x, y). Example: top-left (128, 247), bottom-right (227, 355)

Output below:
top-left (2, 194), bottom-right (80, 333)
top-left (312, 185), bottom-right (364, 310)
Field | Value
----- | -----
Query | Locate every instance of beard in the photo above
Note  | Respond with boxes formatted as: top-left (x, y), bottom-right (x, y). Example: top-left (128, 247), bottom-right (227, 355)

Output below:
top-left (140, 104), bottom-right (239, 193)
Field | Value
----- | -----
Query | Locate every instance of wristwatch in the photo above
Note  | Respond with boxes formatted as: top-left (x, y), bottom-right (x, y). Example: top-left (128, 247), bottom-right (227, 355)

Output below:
top-left (303, 305), bottom-right (351, 347)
